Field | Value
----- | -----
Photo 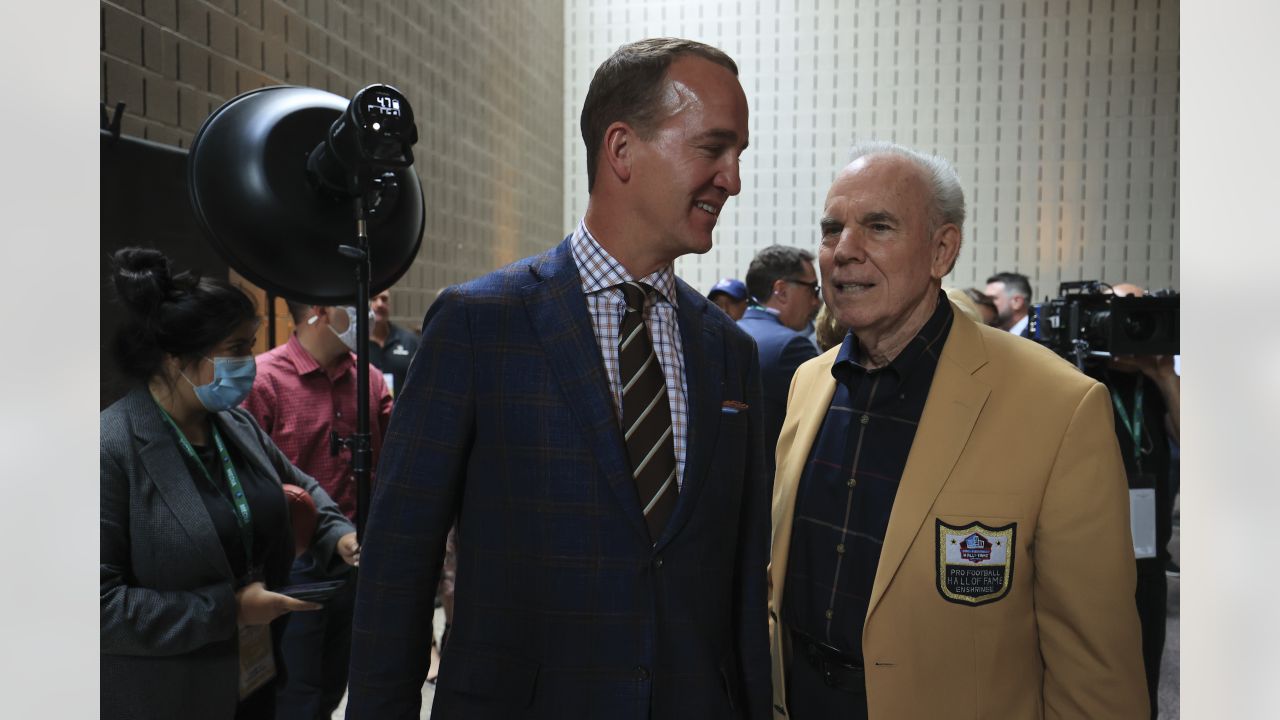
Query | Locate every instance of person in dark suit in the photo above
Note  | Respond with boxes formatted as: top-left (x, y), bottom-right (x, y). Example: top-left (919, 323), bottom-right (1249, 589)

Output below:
top-left (737, 245), bottom-right (822, 463)
top-left (100, 248), bottom-right (359, 720)
top-left (346, 38), bottom-right (771, 719)
top-left (368, 288), bottom-right (420, 399)
top-left (985, 271), bottom-right (1033, 337)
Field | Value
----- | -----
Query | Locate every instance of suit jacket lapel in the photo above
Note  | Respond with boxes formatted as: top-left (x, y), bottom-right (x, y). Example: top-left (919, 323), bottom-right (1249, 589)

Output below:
top-left (654, 282), bottom-right (720, 549)
top-left (866, 305), bottom-right (991, 620)
top-left (128, 388), bottom-right (235, 580)
top-left (522, 239), bottom-right (650, 544)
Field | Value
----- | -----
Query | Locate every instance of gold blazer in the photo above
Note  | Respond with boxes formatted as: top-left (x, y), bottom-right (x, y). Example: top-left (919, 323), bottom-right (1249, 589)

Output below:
top-left (768, 301), bottom-right (1147, 719)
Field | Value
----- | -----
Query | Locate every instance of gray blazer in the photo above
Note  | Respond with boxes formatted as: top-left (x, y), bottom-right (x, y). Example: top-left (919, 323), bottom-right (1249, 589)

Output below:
top-left (100, 386), bottom-right (354, 720)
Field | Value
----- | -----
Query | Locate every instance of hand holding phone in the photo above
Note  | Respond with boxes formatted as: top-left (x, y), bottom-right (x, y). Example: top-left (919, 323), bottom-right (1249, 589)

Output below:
top-left (276, 579), bottom-right (346, 603)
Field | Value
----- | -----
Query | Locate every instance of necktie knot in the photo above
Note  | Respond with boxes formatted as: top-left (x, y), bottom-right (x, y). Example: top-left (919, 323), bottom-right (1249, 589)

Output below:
top-left (620, 282), bottom-right (652, 313)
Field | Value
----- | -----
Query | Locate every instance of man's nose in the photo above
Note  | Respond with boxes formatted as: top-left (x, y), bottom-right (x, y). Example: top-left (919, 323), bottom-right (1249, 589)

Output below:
top-left (715, 157), bottom-right (742, 197)
top-left (832, 228), bottom-right (866, 264)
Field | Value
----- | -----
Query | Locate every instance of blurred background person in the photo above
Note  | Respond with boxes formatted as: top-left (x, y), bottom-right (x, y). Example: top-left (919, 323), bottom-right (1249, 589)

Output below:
top-left (368, 289), bottom-right (421, 398)
top-left (739, 245), bottom-right (823, 466)
top-left (100, 248), bottom-right (358, 720)
top-left (1085, 281), bottom-right (1181, 719)
top-left (813, 304), bottom-right (847, 353)
top-left (985, 271), bottom-right (1033, 336)
top-left (707, 277), bottom-right (749, 320)
top-left (944, 287), bottom-right (984, 325)
top-left (243, 301), bottom-right (392, 720)
top-left (960, 287), bottom-right (1000, 326)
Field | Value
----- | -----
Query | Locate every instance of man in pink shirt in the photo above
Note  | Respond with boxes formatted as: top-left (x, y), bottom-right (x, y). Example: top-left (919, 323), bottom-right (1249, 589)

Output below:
top-left (243, 301), bottom-right (392, 720)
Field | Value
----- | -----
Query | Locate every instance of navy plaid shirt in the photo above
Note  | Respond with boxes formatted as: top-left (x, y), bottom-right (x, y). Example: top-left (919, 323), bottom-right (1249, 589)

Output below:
top-left (782, 291), bottom-right (953, 662)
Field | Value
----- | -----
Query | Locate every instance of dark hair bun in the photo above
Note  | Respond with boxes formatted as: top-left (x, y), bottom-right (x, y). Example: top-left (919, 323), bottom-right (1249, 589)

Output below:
top-left (109, 247), bottom-right (258, 383)
top-left (112, 247), bottom-right (174, 320)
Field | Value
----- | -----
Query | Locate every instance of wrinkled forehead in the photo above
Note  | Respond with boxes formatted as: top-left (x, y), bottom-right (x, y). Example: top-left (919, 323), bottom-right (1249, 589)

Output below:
top-left (825, 155), bottom-right (927, 210)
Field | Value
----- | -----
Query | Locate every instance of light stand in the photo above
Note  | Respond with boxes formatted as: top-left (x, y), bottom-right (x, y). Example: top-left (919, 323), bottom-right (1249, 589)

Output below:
top-left (309, 84), bottom-right (418, 539)
top-left (333, 196), bottom-right (376, 538)
top-left (188, 83), bottom-right (423, 539)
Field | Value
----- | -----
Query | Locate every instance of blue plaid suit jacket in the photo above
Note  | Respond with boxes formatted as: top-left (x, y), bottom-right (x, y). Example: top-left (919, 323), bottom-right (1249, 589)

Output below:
top-left (346, 238), bottom-right (772, 719)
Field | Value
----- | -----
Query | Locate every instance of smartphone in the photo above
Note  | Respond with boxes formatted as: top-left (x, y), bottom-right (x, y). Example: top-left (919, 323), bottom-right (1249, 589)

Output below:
top-left (277, 579), bottom-right (346, 603)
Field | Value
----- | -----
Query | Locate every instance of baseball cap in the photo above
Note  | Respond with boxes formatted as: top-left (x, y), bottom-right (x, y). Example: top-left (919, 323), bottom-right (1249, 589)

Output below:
top-left (708, 278), bottom-right (748, 302)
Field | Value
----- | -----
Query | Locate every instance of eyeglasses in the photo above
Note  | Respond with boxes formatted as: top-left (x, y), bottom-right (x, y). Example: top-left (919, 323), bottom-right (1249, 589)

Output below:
top-left (784, 279), bottom-right (821, 297)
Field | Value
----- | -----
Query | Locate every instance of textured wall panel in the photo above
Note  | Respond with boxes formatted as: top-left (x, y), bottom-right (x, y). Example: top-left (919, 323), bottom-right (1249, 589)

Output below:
top-left (564, 0), bottom-right (1179, 299)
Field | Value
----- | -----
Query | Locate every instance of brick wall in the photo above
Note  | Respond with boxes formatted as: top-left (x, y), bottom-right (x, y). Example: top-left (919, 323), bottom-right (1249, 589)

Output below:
top-left (101, 0), bottom-right (566, 333)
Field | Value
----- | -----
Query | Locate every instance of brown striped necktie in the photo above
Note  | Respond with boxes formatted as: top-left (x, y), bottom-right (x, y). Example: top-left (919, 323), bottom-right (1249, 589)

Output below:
top-left (618, 281), bottom-right (677, 542)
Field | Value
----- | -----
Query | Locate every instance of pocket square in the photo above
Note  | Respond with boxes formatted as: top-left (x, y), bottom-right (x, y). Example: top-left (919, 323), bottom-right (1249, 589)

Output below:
top-left (721, 400), bottom-right (749, 414)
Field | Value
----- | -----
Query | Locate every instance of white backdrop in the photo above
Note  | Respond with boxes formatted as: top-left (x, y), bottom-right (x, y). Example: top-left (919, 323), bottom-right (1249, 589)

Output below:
top-left (563, 0), bottom-right (1179, 300)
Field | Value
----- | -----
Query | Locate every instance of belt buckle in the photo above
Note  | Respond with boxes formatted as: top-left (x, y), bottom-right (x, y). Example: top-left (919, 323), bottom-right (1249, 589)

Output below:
top-left (821, 661), bottom-right (844, 688)
top-left (816, 651), bottom-right (863, 691)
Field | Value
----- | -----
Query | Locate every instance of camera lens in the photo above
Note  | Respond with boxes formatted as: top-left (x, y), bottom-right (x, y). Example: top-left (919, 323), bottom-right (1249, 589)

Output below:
top-left (1122, 311), bottom-right (1156, 341)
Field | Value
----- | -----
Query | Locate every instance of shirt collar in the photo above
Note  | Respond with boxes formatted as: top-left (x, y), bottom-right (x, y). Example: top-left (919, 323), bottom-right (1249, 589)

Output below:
top-left (833, 289), bottom-right (953, 383)
top-left (571, 219), bottom-right (679, 307)
top-left (283, 333), bottom-right (353, 381)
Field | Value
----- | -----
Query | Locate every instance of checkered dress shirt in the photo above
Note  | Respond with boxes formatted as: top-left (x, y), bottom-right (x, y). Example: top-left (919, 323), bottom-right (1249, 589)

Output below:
top-left (242, 335), bottom-right (393, 521)
top-left (782, 290), bottom-right (953, 662)
top-left (571, 220), bottom-right (689, 489)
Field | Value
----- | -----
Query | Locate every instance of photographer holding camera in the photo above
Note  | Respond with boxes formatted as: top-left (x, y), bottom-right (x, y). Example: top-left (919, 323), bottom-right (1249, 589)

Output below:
top-left (1085, 282), bottom-right (1180, 719)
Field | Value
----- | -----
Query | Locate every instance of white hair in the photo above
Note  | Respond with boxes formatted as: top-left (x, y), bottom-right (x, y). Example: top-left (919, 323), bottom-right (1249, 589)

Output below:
top-left (847, 141), bottom-right (966, 233)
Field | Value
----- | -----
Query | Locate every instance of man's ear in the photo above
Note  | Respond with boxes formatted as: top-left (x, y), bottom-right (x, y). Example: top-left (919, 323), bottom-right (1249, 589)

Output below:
top-left (930, 223), bottom-right (963, 280)
top-left (770, 278), bottom-right (788, 304)
top-left (306, 305), bottom-right (327, 326)
top-left (602, 121), bottom-right (635, 183)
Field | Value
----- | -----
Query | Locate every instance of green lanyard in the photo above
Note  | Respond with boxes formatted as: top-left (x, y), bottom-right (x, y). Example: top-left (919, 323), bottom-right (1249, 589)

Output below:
top-left (154, 400), bottom-right (254, 562)
top-left (1109, 380), bottom-right (1145, 471)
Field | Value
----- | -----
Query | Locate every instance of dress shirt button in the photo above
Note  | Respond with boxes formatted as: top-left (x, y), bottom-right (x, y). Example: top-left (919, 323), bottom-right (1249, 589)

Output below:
top-left (836, 543), bottom-right (846, 554)
top-left (825, 609), bottom-right (834, 620)
top-left (860, 413), bottom-right (870, 424)
top-left (635, 665), bottom-right (650, 680)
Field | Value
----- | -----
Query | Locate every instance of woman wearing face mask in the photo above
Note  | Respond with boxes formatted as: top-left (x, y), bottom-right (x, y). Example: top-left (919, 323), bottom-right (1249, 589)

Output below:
top-left (100, 247), bottom-right (359, 720)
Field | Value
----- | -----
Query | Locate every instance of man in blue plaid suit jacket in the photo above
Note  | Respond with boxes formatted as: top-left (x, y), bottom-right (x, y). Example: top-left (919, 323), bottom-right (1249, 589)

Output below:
top-left (346, 38), bottom-right (771, 719)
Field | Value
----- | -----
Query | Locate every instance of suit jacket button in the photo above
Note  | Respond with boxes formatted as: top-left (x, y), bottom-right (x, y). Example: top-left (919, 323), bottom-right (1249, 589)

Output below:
top-left (635, 665), bottom-right (650, 680)
top-left (654, 556), bottom-right (664, 569)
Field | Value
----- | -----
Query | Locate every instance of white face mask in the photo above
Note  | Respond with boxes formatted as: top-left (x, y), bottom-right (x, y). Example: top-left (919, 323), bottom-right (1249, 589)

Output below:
top-left (309, 306), bottom-right (360, 352)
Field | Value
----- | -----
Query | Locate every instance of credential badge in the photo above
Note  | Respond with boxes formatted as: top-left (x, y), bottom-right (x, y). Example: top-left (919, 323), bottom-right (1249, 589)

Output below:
top-left (936, 519), bottom-right (1016, 606)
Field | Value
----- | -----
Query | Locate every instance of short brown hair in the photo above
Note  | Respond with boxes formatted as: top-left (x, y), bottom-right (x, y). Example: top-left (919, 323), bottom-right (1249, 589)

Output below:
top-left (580, 38), bottom-right (738, 192)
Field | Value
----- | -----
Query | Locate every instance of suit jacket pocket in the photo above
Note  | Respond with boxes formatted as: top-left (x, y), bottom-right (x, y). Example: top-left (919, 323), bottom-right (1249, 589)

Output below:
top-left (436, 645), bottom-right (540, 707)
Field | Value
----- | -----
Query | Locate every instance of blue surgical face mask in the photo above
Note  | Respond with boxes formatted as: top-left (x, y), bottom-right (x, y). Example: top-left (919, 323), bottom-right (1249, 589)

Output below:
top-left (308, 306), bottom-right (360, 352)
top-left (182, 355), bottom-right (257, 412)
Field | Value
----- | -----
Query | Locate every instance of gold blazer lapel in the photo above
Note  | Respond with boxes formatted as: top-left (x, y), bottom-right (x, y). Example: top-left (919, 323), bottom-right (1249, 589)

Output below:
top-left (866, 305), bottom-right (991, 620)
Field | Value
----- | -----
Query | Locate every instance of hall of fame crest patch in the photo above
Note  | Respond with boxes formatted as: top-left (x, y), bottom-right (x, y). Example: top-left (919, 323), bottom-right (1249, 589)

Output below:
top-left (936, 520), bottom-right (1016, 606)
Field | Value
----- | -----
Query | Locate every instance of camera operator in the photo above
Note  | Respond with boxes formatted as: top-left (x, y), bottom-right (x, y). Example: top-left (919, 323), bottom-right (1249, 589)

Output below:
top-left (1086, 282), bottom-right (1180, 719)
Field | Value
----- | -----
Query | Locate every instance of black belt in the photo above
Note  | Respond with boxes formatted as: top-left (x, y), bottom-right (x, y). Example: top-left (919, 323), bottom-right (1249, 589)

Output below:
top-left (789, 627), bottom-right (865, 692)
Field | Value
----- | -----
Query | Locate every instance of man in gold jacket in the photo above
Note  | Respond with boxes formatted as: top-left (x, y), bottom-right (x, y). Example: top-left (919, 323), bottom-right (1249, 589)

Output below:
top-left (768, 142), bottom-right (1147, 719)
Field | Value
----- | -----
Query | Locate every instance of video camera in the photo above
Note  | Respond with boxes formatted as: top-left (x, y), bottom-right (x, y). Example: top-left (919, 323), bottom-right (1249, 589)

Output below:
top-left (1028, 281), bottom-right (1179, 368)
